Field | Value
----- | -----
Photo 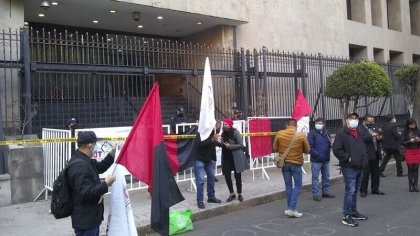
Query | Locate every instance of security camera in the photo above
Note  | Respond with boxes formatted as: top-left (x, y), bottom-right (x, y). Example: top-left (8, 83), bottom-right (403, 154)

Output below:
top-left (40, 0), bottom-right (50, 11)
top-left (133, 12), bottom-right (141, 22)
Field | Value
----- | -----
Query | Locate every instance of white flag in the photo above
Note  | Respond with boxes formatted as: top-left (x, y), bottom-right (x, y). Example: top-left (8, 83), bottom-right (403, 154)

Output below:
top-left (198, 57), bottom-right (216, 141)
top-left (107, 165), bottom-right (138, 236)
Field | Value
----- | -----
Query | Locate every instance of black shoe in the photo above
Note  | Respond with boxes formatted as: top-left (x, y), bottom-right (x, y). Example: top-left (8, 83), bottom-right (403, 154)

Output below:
top-left (238, 194), bottom-right (243, 202)
top-left (214, 177), bottom-right (219, 182)
top-left (371, 190), bottom-right (385, 195)
top-left (197, 202), bottom-right (205, 209)
top-left (409, 183), bottom-right (414, 192)
top-left (313, 195), bottom-right (322, 201)
top-left (351, 211), bottom-right (368, 220)
top-left (207, 197), bottom-right (222, 203)
top-left (380, 173), bottom-right (386, 177)
top-left (360, 192), bottom-right (367, 197)
top-left (342, 215), bottom-right (359, 227)
top-left (414, 184), bottom-right (420, 192)
top-left (322, 193), bottom-right (335, 198)
top-left (226, 194), bottom-right (236, 202)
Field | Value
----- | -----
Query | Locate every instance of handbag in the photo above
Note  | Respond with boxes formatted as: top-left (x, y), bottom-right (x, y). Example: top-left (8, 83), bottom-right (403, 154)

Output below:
top-left (273, 132), bottom-right (298, 168)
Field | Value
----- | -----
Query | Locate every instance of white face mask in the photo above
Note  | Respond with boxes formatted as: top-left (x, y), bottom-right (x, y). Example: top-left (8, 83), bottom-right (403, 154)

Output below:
top-left (347, 119), bottom-right (359, 129)
top-left (315, 124), bottom-right (324, 131)
top-left (391, 118), bottom-right (396, 123)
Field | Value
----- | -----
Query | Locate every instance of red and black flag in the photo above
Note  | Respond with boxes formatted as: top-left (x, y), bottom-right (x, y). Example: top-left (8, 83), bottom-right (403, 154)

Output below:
top-left (165, 126), bottom-right (198, 173)
top-left (116, 82), bottom-right (184, 235)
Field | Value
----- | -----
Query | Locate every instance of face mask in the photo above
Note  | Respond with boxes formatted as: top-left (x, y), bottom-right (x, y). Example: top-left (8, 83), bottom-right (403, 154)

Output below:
top-left (348, 119), bottom-right (359, 129)
top-left (315, 124), bottom-right (323, 131)
top-left (366, 123), bottom-right (374, 128)
top-left (391, 118), bottom-right (396, 123)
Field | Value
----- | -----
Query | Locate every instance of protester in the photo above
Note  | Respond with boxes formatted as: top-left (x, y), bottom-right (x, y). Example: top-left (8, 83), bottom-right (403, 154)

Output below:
top-left (232, 109), bottom-right (242, 120)
top-left (67, 131), bottom-right (116, 236)
top-left (333, 112), bottom-right (368, 227)
top-left (358, 115), bottom-right (385, 197)
top-left (379, 114), bottom-right (403, 177)
top-left (273, 119), bottom-right (310, 218)
top-left (221, 118), bottom-right (248, 202)
top-left (308, 118), bottom-right (335, 201)
top-left (401, 118), bottom-right (420, 192)
top-left (170, 106), bottom-right (186, 133)
top-left (194, 129), bottom-right (222, 209)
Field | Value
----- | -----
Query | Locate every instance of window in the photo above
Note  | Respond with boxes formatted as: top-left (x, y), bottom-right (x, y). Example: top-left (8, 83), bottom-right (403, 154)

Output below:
top-left (389, 50), bottom-right (404, 64)
top-left (349, 44), bottom-right (367, 60)
top-left (387, 0), bottom-right (402, 31)
top-left (374, 48), bottom-right (384, 62)
top-left (413, 54), bottom-right (420, 64)
top-left (371, 0), bottom-right (383, 27)
top-left (410, 0), bottom-right (420, 36)
top-left (347, 0), bottom-right (366, 23)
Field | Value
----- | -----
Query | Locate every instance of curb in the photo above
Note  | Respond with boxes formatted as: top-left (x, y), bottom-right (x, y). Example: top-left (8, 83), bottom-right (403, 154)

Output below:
top-left (138, 175), bottom-right (345, 235)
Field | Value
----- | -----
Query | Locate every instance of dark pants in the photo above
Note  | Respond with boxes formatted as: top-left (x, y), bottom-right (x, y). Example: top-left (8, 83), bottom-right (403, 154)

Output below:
top-left (379, 149), bottom-right (403, 175)
top-left (407, 164), bottom-right (419, 188)
top-left (75, 226), bottom-right (99, 236)
top-left (225, 172), bottom-right (242, 194)
top-left (360, 159), bottom-right (380, 193)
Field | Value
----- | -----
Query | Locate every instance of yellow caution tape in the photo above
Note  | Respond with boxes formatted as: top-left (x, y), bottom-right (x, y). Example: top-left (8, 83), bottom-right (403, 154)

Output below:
top-left (0, 132), bottom-right (279, 146)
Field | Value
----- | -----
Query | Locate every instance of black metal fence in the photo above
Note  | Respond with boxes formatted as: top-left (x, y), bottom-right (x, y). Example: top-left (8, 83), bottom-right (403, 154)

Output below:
top-left (0, 27), bottom-right (410, 137)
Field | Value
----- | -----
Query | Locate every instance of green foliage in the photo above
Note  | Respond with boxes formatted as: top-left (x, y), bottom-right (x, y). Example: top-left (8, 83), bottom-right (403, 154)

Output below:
top-left (394, 64), bottom-right (419, 105)
top-left (325, 61), bottom-right (392, 101)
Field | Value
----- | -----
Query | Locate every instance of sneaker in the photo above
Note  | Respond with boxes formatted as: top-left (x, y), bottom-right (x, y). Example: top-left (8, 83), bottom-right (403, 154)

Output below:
top-left (351, 211), bottom-right (368, 220)
top-left (342, 215), bottom-right (358, 227)
top-left (207, 197), bottom-right (222, 203)
top-left (313, 195), bottom-right (322, 201)
top-left (322, 193), bottom-right (335, 198)
top-left (289, 210), bottom-right (303, 218)
top-left (284, 209), bottom-right (293, 216)
top-left (197, 202), bottom-right (205, 209)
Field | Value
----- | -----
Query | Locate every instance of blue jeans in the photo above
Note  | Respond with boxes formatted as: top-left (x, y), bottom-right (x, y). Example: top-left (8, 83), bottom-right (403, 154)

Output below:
top-left (75, 226), bottom-right (99, 236)
top-left (311, 162), bottom-right (330, 197)
top-left (282, 163), bottom-right (302, 211)
top-left (194, 160), bottom-right (216, 203)
top-left (341, 167), bottom-right (363, 215)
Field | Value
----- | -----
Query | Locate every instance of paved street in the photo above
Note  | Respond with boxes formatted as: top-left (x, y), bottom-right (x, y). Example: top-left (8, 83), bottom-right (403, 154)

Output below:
top-left (180, 174), bottom-right (420, 236)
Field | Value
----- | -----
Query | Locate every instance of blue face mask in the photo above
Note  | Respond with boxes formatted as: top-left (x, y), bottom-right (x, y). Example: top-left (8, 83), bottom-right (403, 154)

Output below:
top-left (348, 119), bottom-right (359, 129)
top-left (315, 124), bottom-right (323, 131)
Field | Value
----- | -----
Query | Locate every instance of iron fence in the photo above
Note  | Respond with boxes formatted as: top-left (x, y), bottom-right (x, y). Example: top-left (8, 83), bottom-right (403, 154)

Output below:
top-left (0, 27), bottom-right (411, 138)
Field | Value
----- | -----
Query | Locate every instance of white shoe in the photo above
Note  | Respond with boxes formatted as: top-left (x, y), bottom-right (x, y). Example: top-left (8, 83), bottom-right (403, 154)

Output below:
top-left (284, 209), bottom-right (293, 216)
top-left (290, 210), bottom-right (303, 218)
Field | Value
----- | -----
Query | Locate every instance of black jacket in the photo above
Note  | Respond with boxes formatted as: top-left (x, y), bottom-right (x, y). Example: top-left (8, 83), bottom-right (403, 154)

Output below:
top-left (401, 129), bottom-right (420, 149)
top-left (195, 133), bottom-right (217, 163)
top-left (333, 127), bottom-right (368, 169)
top-left (67, 150), bottom-right (114, 230)
top-left (358, 125), bottom-right (381, 161)
top-left (381, 122), bottom-right (401, 150)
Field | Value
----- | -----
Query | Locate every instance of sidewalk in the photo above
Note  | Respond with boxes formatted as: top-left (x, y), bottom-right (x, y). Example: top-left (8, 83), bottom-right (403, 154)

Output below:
top-left (0, 157), bottom-right (352, 236)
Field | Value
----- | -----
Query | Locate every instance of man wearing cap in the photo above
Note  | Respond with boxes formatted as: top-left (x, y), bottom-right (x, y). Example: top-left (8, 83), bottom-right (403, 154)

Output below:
top-left (333, 112), bottom-right (369, 227)
top-left (170, 107), bottom-right (186, 134)
top-left (67, 131), bottom-right (116, 236)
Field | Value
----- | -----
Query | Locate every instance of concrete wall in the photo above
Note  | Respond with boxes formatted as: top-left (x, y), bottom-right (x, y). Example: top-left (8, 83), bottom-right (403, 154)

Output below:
top-left (0, 0), bottom-right (24, 29)
top-left (182, 25), bottom-right (234, 48)
top-left (0, 174), bottom-right (11, 206)
top-left (7, 142), bottom-right (43, 204)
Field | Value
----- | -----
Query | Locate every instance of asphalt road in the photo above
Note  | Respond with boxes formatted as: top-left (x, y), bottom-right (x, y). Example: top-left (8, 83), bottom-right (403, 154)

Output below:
top-left (181, 173), bottom-right (420, 236)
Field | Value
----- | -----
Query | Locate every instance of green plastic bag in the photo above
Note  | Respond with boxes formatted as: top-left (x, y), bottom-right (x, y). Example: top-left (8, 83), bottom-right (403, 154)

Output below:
top-left (169, 209), bottom-right (194, 235)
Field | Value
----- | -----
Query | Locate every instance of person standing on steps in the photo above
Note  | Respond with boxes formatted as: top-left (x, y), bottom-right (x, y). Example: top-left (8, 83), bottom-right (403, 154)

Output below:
top-left (401, 118), bottom-right (420, 192)
top-left (308, 118), bottom-right (335, 201)
top-left (333, 112), bottom-right (368, 227)
top-left (221, 118), bottom-right (248, 203)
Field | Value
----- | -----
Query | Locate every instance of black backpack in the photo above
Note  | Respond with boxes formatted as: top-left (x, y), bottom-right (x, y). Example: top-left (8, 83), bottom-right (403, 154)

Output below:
top-left (50, 161), bottom-right (75, 219)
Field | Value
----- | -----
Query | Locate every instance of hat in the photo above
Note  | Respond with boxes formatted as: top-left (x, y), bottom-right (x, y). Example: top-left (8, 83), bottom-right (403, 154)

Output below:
top-left (233, 109), bottom-right (242, 115)
top-left (223, 118), bottom-right (234, 127)
top-left (77, 131), bottom-right (97, 144)
top-left (346, 112), bottom-right (359, 119)
top-left (66, 118), bottom-right (77, 126)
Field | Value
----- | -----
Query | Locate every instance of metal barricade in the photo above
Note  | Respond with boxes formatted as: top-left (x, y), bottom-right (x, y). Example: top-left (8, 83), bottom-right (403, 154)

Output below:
top-left (36, 128), bottom-right (71, 200)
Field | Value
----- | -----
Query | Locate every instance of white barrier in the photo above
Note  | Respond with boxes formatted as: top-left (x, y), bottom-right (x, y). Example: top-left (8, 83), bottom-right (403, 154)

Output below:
top-left (36, 128), bottom-right (71, 200)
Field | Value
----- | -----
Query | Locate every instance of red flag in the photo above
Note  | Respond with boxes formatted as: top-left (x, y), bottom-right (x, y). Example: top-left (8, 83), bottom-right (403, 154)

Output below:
top-left (291, 90), bottom-right (312, 121)
top-left (249, 118), bottom-right (272, 158)
top-left (116, 82), bottom-right (185, 235)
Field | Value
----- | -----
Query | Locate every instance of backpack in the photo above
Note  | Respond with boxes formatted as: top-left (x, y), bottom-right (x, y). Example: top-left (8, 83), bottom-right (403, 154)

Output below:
top-left (50, 161), bottom-right (74, 219)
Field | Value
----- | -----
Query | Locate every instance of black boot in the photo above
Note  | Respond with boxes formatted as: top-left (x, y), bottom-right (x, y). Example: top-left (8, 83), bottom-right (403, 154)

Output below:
top-left (414, 170), bottom-right (419, 192)
top-left (408, 171), bottom-right (414, 192)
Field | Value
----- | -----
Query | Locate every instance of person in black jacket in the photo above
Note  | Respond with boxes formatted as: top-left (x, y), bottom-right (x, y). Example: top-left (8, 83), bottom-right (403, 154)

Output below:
top-left (401, 118), bottom-right (420, 192)
top-left (358, 115), bottom-right (385, 197)
top-left (67, 131), bottom-right (116, 236)
top-left (379, 114), bottom-right (403, 177)
top-left (194, 130), bottom-right (222, 209)
top-left (333, 112), bottom-right (368, 227)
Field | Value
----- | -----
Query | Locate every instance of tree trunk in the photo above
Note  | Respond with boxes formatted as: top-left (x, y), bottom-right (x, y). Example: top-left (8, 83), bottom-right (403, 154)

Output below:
top-left (412, 69), bottom-right (420, 121)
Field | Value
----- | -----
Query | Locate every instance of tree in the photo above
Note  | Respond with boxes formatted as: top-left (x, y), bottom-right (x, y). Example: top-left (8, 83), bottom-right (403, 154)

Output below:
top-left (325, 61), bottom-right (392, 121)
top-left (394, 64), bottom-right (420, 118)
